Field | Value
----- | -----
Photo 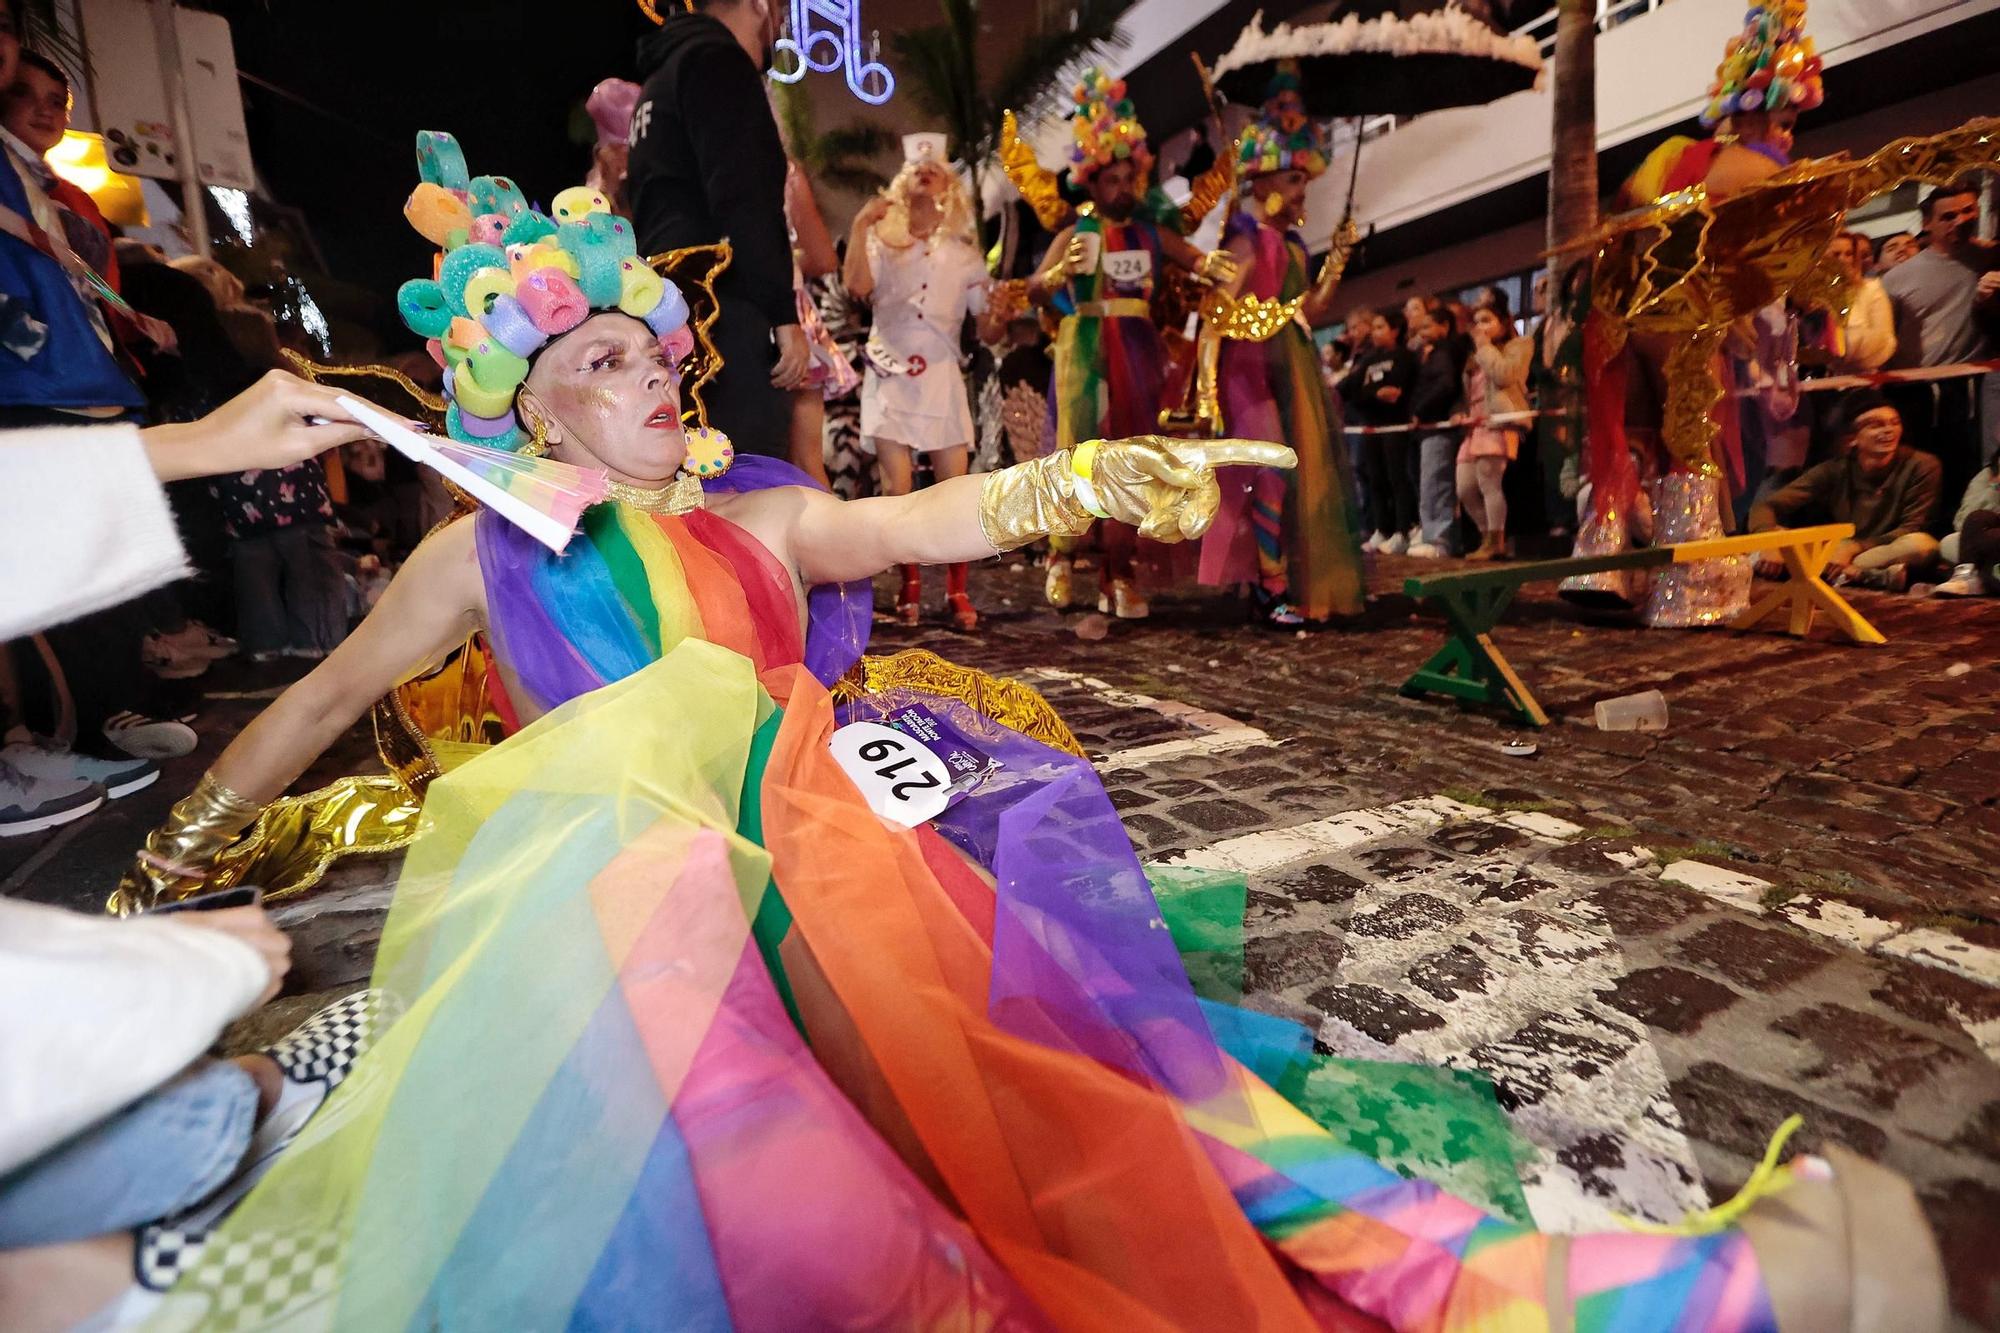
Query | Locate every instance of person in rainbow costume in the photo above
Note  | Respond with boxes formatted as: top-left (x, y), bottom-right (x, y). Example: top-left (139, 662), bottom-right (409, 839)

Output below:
top-left (1025, 67), bottom-right (1240, 619)
top-left (1566, 3), bottom-right (1825, 621)
top-left (107, 133), bottom-right (1940, 1332)
top-left (1199, 70), bottom-right (1367, 628)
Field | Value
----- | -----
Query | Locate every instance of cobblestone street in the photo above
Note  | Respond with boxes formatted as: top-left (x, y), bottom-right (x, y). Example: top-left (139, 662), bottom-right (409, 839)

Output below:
top-left (10, 555), bottom-right (2000, 1326)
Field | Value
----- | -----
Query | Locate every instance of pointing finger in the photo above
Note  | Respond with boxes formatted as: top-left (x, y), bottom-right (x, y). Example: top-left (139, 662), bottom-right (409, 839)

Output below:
top-left (1177, 438), bottom-right (1298, 470)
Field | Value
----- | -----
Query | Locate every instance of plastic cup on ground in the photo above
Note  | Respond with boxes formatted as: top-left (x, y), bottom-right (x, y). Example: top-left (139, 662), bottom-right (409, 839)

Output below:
top-left (1594, 690), bottom-right (1668, 732)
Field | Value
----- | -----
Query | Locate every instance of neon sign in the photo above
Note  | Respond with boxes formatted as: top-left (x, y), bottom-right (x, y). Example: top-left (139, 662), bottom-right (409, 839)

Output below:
top-left (770, 0), bottom-right (895, 105)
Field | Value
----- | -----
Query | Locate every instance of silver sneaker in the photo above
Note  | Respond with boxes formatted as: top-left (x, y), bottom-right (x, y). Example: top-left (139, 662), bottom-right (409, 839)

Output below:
top-left (1932, 563), bottom-right (1987, 598)
top-left (0, 754), bottom-right (105, 837)
top-left (1, 741), bottom-right (158, 799)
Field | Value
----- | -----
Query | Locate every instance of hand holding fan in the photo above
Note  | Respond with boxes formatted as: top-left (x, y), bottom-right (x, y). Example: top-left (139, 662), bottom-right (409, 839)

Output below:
top-left (333, 394), bottom-right (609, 553)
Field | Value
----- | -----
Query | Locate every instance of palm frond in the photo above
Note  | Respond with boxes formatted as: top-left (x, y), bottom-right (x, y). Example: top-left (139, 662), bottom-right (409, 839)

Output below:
top-left (991, 0), bottom-right (1138, 130)
top-left (816, 125), bottom-right (897, 164)
top-left (21, 0), bottom-right (91, 85)
top-left (771, 79), bottom-right (815, 157)
top-left (822, 163), bottom-right (895, 196)
top-left (890, 21), bottom-right (984, 161)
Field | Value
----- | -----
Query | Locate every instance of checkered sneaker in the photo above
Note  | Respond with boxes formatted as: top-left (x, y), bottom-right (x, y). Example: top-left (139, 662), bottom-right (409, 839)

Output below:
top-left (136, 1216), bottom-right (213, 1292)
top-left (150, 1226), bottom-right (344, 1330)
top-left (267, 989), bottom-right (396, 1091)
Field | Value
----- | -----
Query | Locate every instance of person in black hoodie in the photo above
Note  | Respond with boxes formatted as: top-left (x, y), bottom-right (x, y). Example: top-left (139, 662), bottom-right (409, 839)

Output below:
top-left (627, 0), bottom-right (808, 459)
top-left (1407, 297), bottom-right (1470, 557)
top-left (1338, 306), bottom-right (1418, 553)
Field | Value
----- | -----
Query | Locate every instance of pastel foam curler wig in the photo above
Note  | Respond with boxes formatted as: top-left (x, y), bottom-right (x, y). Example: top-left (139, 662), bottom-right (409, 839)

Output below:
top-left (397, 279), bottom-right (453, 340)
top-left (516, 268), bottom-right (589, 335)
top-left (415, 130), bottom-right (469, 192)
top-left (405, 183), bottom-right (472, 248)
top-left (617, 259), bottom-right (666, 318)
top-left (438, 243), bottom-right (509, 317)
top-left (551, 186), bottom-right (612, 223)
top-left (482, 294), bottom-right (550, 359)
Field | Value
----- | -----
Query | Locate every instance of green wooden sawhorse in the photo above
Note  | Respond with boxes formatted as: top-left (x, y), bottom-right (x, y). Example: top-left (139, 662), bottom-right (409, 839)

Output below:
top-left (1399, 523), bottom-right (1882, 727)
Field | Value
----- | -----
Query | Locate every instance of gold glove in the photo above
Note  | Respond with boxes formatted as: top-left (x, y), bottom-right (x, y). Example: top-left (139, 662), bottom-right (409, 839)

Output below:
top-left (1193, 249), bottom-right (1240, 287)
top-left (1315, 217), bottom-right (1363, 293)
top-left (108, 772), bottom-right (264, 915)
top-left (980, 436), bottom-right (1298, 551)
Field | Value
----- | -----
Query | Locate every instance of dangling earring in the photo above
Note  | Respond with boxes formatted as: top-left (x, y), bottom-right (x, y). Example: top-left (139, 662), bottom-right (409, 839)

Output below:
top-left (520, 412), bottom-right (550, 459)
top-left (677, 421), bottom-right (736, 480)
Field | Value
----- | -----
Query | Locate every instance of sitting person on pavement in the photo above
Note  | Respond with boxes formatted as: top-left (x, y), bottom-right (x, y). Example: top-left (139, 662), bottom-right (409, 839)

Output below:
top-left (1935, 457), bottom-right (1999, 597)
top-left (1749, 389), bottom-right (1941, 592)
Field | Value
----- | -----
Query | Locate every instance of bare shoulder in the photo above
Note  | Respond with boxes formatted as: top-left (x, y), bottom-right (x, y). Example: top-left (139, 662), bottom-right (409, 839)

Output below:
top-left (708, 484), bottom-right (826, 562)
top-left (1704, 144), bottom-right (1782, 199)
top-left (395, 513), bottom-right (486, 619)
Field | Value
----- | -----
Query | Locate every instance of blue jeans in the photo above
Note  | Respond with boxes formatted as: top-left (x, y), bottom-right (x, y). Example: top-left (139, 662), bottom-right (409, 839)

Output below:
top-left (1418, 432), bottom-right (1460, 550)
top-left (0, 1061), bottom-right (258, 1247)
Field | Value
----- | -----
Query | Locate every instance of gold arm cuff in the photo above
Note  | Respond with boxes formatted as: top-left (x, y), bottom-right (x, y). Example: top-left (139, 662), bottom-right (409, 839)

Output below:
top-left (108, 772), bottom-right (265, 916)
top-left (978, 452), bottom-right (1097, 553)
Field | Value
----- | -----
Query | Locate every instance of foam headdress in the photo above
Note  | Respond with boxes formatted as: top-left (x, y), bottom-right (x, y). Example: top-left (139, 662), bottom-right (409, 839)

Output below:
top-left (1700, 1), bottom-right (1824, 129)
top-left (1238, 66), bottom-right (1329, 179)
top-left (396, 130), bottom-right (695, 454)
top-left (1065, 66), bottom-right (1153, 187)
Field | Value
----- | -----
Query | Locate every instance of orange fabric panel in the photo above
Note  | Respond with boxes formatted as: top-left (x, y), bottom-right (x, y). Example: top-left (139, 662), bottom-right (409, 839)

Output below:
top-left (757, 664), bottom-right (1318, 1333)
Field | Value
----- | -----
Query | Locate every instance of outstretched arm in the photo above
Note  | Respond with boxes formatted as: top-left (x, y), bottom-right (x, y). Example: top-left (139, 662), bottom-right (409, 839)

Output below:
top-left (772, 437), bottom-right (1297, 585)
top-left (212, 519), bottom-right (484, 803)
top-left (114, 519), bottom-right (485, 912)
top-left (1161, 231), bottom-right (1240, 290)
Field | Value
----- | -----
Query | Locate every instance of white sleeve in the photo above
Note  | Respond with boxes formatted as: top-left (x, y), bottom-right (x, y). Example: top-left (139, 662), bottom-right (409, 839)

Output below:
top-left (1843, 281), bottom-right (1897, 374)
top-left (962, 247), bottom-right (990, 317)
top-left (0, 424), bottom-right (191, 639)
top-left (0, 900), bottom-right (270, 1174)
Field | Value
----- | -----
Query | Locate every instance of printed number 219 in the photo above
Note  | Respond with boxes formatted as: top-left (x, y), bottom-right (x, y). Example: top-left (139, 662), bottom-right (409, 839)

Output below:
top-left (858, 736), bottom-right (940, 800)
top-left (830, 721), bottom-right (954, 827)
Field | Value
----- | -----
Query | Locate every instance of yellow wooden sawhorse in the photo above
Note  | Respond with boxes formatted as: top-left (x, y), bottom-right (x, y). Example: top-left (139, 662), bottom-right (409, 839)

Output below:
top-left (1401, 523), bottom-right (1883, 727)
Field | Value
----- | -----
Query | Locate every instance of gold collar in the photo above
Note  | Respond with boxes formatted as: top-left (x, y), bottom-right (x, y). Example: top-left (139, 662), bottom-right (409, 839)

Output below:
top-left (605, 473), bottom-right (705, 516)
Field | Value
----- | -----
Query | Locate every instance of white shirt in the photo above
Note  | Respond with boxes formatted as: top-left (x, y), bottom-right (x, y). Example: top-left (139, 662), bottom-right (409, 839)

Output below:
top-left (0, 423), bottom-right (190, 638)
top-left (0, 900), bottom-right (269, 1174)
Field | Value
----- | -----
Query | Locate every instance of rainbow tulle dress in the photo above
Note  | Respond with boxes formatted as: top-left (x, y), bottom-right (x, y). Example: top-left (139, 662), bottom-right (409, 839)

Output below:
top-left (146, 460), bottom-right (1918, 1331)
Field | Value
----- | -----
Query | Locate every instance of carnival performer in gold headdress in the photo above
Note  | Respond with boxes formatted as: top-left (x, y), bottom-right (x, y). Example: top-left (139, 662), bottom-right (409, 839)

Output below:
top-left (1019, 68), bottom-right (1240, 618)
top-left (1568, 2), bottom-right (1825, 622)
top-left (1199, 69), bottom-right (1366, 627)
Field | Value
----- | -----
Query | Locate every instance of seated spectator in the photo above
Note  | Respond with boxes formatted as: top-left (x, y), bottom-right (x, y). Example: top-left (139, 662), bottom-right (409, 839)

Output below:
top-left (1935, 457), bottom-right (1999, 597)
top-left (1750, 390), bottom-right (1941, 591)
top-left (0, 896), bottom-right (391, 1332)
top-left (2, 31), bottom-right (198, 774)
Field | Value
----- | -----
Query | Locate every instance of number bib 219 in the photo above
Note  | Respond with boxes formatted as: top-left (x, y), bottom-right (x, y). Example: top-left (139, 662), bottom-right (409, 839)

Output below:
top-left (828, 721), bottom-right (954, 827)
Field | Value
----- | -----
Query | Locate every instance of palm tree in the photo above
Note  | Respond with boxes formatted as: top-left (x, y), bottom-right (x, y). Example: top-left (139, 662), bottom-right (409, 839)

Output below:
top-left (772, 80), bottom-right (898, 202)
top-left (20, 0), bottom-right (91, 87)
top-left (1545, 0), bottom-right (1598, 254)
top-left (892, 0), bottom-right (1137, 247)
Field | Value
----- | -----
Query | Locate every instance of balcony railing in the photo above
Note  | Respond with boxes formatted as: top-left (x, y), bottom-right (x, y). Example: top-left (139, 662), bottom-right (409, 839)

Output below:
top-left (1509, 0), bottom-right (1677, 59)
